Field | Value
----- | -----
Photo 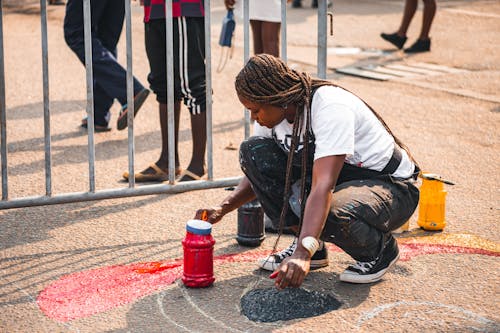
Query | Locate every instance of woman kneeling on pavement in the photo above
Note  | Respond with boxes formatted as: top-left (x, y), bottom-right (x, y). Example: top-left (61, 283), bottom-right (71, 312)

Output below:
top-left (196, 54), bottom-right (420, 288)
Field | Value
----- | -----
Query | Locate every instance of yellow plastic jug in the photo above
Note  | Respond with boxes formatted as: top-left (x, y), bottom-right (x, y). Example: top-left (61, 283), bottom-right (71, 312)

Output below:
top-left (417, 173), bottom-right (454, 231)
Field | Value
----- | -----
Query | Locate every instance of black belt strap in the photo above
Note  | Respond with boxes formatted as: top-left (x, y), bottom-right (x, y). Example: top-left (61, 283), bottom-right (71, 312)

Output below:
top-left (381, 143), bottom-right (402, 174)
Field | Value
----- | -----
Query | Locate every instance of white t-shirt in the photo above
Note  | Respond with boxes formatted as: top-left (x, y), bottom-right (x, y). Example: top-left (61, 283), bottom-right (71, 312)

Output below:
top-left (253, 86), bottom-right (415, 178)
top-left (234, 0), bottom-right (282, 23)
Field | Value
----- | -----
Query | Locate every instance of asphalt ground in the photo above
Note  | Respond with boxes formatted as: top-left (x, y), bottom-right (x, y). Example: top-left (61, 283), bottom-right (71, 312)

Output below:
top-left (0, 0), bottom-right (499, 332)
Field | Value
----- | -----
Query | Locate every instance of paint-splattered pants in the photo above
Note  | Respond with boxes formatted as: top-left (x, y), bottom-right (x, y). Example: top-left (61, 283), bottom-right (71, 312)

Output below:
top-left (240, 136), bottom-right (420, 262)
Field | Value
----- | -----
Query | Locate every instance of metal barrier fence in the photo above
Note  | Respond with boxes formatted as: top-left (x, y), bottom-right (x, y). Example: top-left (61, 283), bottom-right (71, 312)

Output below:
top-left (0, 0), bottom-right (331, 210)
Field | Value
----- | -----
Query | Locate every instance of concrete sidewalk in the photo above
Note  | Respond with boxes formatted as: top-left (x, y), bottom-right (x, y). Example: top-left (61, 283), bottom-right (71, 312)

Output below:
top-left (0, 0), bottom-right (499, 332)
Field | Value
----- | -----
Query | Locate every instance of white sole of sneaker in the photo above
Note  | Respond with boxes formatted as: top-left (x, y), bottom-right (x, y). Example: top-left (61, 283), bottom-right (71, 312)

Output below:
top-left (339, 253), bottom-right (400, 284)
top-left (257, 257), bottom-right (279, 272)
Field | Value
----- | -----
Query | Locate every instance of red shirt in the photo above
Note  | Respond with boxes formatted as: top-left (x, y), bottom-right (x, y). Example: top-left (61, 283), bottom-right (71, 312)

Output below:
top-left (143, 0), bottom-right (205, 22)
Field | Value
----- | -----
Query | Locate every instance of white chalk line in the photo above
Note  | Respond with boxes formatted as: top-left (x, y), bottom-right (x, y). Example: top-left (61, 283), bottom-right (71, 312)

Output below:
top-left (156, 284), bottom-right (196, 333)
top-left (179, 281), bottom-right (245, 333)
top-left (357, 300), bottom-right (496, 328)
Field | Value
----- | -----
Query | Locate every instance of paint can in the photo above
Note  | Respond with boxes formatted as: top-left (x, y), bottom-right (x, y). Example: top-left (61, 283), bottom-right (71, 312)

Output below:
top-left (182, 219), bottom-right (215, 288)
top-left (237, 199), bottom-right (265, 247)
top-left (417, 173), bottom-right (454, 231)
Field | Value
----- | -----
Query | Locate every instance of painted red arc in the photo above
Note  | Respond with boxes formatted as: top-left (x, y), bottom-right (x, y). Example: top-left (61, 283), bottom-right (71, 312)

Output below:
top-left (37, 243), bottom-right (499, 322)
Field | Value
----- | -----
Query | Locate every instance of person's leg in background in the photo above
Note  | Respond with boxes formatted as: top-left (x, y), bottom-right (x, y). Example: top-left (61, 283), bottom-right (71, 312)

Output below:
top-left (380, 0), bottom-right (417, 50)
top-left (250, 20), bottom-right (263, 54)
top-left (64, 0), bottom-right (147, 130)
top-left (97, 0), bottom-right (149, 130)
top-left (404, 0), bottom-right (436, 53)
top-left (250, 20), bottom-right (280, 57)
top-left (420, 0), bottom-right (436, 40)
top-left (98, 0), bottom-right (145, 103)
top-left (64, 0), bottom-right (114, 129)
top-left (123, 19), bottom-right (180, 181)
top-left (397, 0), bottom-right (418, 38)
top-left (260, 21), bottom-right (280, 57)
top-left (177, 17), bottom-right (207, 181)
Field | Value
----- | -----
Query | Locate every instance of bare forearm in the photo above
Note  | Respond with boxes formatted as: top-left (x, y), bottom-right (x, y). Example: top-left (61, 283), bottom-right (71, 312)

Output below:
top-left (219, 176), bottom-right (256, 215)
top-left (298, 188), bottom-right (331, 248)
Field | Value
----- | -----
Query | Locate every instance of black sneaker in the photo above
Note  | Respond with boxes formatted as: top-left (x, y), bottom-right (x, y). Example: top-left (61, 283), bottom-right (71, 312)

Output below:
top-left (257, 238), bottom-right (329, 271)
top-left (339, 235), bottom-right (399, 284)
top-left (404, 39), bottom-right (431, 53)
top-left (380, 32), bottom-right (407, 50)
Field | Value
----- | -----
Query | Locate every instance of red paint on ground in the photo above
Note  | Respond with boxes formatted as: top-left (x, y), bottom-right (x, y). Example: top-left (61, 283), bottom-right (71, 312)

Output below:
top-left (37, 243), bottom-right (498, 322)
top-left (37, 261), bottom-right (182, 322)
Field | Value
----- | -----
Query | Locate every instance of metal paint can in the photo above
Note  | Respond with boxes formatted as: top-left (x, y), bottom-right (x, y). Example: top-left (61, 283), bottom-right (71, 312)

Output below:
top-left (237, 199), bottom-right (265, 247)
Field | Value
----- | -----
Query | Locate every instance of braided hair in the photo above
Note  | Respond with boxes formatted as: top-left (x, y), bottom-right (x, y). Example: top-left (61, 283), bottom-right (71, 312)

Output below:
top-left (235, 54), bottom-right (416, 247)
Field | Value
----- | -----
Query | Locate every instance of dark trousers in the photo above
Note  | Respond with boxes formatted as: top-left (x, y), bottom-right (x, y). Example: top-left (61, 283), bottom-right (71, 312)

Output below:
top-left (145, 17), bottom-right (206, 114)
top-left (64, 0), bottom-right (144, 126)
top-left (240, 137), bottom-right (420, 262)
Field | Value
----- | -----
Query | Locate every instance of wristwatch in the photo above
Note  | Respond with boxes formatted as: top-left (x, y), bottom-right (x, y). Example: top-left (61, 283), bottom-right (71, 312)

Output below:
top-left (301, 236), bottom-right (319, 257)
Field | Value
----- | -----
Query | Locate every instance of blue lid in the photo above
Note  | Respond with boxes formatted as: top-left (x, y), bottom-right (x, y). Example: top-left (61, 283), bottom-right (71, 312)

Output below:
top-left (186, 219), bottom-right (212, 235)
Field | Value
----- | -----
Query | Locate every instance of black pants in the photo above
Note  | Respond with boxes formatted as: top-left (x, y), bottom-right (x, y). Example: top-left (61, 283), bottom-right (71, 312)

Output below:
top-left (145, 17), bottom-right (206, 114)
top-left (240, 137), bottom-right (420, 262)
top-left (64, 0), bottom-right (144, 126)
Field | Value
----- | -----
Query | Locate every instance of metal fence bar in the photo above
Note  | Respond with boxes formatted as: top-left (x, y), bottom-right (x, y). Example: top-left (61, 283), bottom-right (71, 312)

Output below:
top-left (204, 0), bottom-right (213, 180)
top-left (165, 0), bottom-right (175, 184)
top-left (281, 0), bottom-right (287, 62)
top-left (0, 1), bottom-right (7, 200)
top-left (243, 0), bottom-right (250, 139)
top-left (317, 0), bottom-right (327, 79)
top-left (83, 0), bottom-right (96, 192)
top-left (0, 176), bottom-right (242, 210)
top-left (125, 0), bottom-right (135, 188)
top-left (40, 0), bottom-right (52, 196)
top-left (0, 1), bottom-right (301, 210)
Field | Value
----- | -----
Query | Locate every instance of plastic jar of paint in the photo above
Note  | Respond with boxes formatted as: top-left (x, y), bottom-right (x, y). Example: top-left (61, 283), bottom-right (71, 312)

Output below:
top-left (182, 219), bottom-right (215, 288)
top-left (417, 173), bottom-right (452, 231)
top-left (237, 199), bottom-right (265, 247)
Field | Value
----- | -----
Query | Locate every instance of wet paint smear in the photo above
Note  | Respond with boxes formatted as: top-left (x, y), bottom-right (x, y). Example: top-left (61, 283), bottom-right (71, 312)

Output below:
top-left (241, 287), bottom-right (342, 322)
top-left (37, 261), bottom-right (182, 322)
top-left (37, 241), bottom-right (499, 322)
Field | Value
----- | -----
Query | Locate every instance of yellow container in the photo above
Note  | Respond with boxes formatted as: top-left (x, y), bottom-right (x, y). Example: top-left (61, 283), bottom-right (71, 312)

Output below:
top-left (417, 173), bottom-right (451, 231)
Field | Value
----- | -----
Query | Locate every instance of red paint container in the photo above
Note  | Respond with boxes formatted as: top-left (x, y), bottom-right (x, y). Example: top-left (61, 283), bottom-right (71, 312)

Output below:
top-left (182, 219), bottom-right (215, 288)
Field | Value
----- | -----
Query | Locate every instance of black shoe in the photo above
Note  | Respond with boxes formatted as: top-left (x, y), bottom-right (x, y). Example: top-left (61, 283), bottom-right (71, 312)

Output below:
top-left (339, 235), bottom-right (399, 284)
top-left (292, 0), bottom-right (302, 8)
top-left (404, 39), bottom-right (431, 53)
top-left (380, 32), bottom-right (407, 50)
top-left (258, 238), bottom-right (329, 271)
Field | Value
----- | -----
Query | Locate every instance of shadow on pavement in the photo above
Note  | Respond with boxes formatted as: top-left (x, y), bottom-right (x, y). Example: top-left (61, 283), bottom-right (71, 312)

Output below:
top-left (111, 270), bottom-right (371, 332)
top-left (0, 194), bottom-right (168, 249)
